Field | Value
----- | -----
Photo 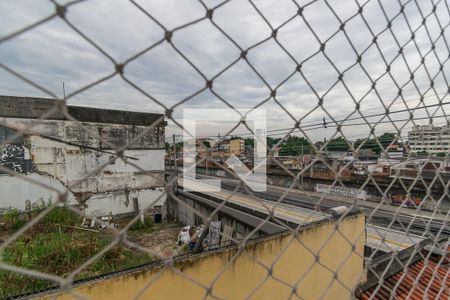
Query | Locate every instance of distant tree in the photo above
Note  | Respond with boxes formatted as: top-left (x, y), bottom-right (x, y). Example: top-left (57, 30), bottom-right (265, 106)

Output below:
top-left (228, 136), bottom-right (241, 141)
top-left (314, 141), bottom-right (325, 150)
top-left (201, 141), bottom-right (211, 149)
top-left (354, 133), bottom-right (396, 154)
top-left (325, 137), bottom-right (350, 152)
top-left (278, 136), bottom-right (311, 156)
top-left (267, 137), bottom-right (281, 148)
top-left (378, 133), bottom-right (396, 149)
top-left (245, 137), bottom-right (281, 150)
top-left (175, 141), bottom-right (183, 152)
top-left (244, 138), bottom-right (254, 147)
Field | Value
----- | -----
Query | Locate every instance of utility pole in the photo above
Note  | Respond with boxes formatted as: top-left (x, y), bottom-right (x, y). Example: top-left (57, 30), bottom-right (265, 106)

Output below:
top-left (301, 143), bottom-right (304, 189)
top-left (172, 134), bottom-right (178, 175)
top-left (205, 145), bottom-right (208, 175)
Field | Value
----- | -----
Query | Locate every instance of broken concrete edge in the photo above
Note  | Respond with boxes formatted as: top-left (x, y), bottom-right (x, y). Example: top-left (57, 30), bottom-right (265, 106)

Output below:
top-left (0, 95), bottom-right (166, 127)
top-left (354, 235), bottom-right (434, 297)
top-left (0, 123), bottom-right (164, 161)
top-left (10, 210), bottom-right (365, 299)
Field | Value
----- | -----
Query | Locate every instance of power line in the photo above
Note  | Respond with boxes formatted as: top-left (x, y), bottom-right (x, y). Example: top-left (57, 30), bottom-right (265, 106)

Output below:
top-left (192, 101), bottom-right (450, 140)
top-left (165, 90), bottom-right (448, 140)
top-left (164, 97), bottom-right (449, 144)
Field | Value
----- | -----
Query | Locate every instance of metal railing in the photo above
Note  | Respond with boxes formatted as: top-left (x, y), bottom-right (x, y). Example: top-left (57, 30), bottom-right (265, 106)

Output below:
top-left (0, 0), bottom-right (448, 299)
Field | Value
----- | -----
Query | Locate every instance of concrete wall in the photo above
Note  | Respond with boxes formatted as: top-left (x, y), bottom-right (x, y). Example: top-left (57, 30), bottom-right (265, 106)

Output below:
top-left (0, 174), bottom-right (166, 216)
top-left (174, 192), bottom-right (267, 239)
top-left (42, 213), bottom-right (365, 300)
top-left (0, 113), bottom-right (166, 217)
top-left (0, 96), bottom-right (164, 127)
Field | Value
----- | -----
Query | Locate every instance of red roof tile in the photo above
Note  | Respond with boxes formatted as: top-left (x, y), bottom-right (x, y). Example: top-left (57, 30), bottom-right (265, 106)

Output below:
top-left (360, 246), bottom-right (449, 300)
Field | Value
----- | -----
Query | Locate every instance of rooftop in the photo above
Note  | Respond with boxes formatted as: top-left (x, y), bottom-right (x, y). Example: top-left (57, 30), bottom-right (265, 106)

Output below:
top-left (366, 225), bottom-right (427, 253)
top-left (0, 95), bottom-right (165, 126)
top-left (360, 244), bottom-right (449, 299)
top-left (179, 177), bottom-right (329, 226)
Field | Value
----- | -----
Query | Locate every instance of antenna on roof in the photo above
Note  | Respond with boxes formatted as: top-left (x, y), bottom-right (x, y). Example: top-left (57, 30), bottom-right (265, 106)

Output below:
top-left (62, 81), bottom-right (66, 101)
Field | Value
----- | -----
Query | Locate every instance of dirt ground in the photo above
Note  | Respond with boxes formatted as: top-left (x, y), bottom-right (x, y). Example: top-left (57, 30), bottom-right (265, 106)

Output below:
top-left (130, 224), bottom-right (183, 257)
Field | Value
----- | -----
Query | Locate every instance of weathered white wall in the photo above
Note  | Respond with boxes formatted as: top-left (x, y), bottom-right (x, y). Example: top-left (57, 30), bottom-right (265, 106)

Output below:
top-left (0, 173), bottom-right (74, 210)
top-left (0, 118), bottom-right (164, 149)
top-left (0, 173), bottom-right (166, 217)
top-left (315, 183), bottom-right (366, 199)
top-left (0, 116), bottom-right (166, 217)
top-left (85, 188), bottom-right (166, 217)
top-left (29, 135), bottom-right (165, 193)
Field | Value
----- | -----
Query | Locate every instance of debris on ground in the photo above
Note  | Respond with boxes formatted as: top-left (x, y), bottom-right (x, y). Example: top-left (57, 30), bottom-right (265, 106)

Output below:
top-left (130, 224), bottom-right (182, 257)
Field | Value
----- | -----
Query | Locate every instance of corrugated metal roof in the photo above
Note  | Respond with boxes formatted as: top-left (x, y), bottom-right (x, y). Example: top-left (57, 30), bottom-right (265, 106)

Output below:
top-left (178, 177), bottom-right (329, 225)
top-left (366, 225), bottom-right (426, 253)
top-left (360, 245), bottom-right (449, 299)
top-left (212, 189), bottom-right (329, 225)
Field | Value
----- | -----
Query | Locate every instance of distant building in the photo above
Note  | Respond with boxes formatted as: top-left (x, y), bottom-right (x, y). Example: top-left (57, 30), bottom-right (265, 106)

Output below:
top-left (216, 140), bottom-right (230, 152)
top-left (354, 149), bottom-right (378, 161)
top-left (276, 156), bottom-right (302, 169)
top-left (229, 138), bottom-right (245, 155)
top-left (326, 151), bottom-right (349, 161)
top-left (194, 138), bottom-right (214, 159)
top-left (408, 125), bottom-right (450, 154)
top-left (389, 159), bottom-right (450, 179)
top-left (375, 144), bottom-right (404, 160)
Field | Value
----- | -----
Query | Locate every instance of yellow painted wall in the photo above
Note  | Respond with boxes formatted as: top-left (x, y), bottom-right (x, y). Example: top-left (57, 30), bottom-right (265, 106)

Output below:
top-left (43, 213), bottom-right (365, 300)
top-left (229, 139), bottom-right (244, 155)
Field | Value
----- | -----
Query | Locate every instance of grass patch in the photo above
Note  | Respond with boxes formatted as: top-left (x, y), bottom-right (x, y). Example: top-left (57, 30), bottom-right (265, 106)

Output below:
top-left (129, 217), bottom-right (153, 233)
top-left (0, 207), bottom-right (153, 299)
top-left (3, 209), bottom-right (27, 231)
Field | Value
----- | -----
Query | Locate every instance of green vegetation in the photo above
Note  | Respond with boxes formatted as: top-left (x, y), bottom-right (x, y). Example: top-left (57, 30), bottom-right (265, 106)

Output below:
top-left (245, 133), bottom-right (401, 156)
top-left (129, 217), bottom-right (153, 232)
top-left (201, 140), bottom-right (211, 149)
top-left (245, 137), bottom-right (282, 149)
top-left (354, 133), bottom-right (397, 154)
top-left (325, 137), bottom-right (350, 152)
top-left (278, 136), bottom-right (311, 156)
top-left (0, 207), bottom-right (152, 298)
top-left (246, 136), bottom-right (312, 156)
top-left (3, 209), bottom-right (26, 231)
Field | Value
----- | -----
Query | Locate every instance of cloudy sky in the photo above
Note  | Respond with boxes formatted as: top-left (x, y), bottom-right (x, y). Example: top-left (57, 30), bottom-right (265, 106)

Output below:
top-left (0, 0), bottom-right (448, 143)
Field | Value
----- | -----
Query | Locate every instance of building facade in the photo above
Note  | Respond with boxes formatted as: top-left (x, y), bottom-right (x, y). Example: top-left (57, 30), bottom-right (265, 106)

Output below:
top-left (0, 96), bottom-right (166, 217)
top-left (229, 138), bottom-right (245, 155)
top-left (408, 125), bottom-right (450, 154)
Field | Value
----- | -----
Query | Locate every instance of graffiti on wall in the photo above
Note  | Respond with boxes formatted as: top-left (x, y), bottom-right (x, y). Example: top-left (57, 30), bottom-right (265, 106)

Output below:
top-left (0, 144), bottom-right (34, 174)
top-left (315, 183), bottom-right (366, 200)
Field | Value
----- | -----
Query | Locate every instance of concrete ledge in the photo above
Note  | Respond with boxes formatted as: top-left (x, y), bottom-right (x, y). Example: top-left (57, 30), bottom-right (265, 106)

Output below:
top-left (0, 95), bottom-right (165, 127)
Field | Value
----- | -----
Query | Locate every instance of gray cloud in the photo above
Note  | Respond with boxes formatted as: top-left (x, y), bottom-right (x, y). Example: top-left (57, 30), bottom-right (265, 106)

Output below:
top-left (0, 0), bottom-right (448, 142)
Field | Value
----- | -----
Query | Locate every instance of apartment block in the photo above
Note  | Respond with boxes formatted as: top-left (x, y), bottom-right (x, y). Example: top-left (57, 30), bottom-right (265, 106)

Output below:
top-left (408, 125), bottom-right (450, 154)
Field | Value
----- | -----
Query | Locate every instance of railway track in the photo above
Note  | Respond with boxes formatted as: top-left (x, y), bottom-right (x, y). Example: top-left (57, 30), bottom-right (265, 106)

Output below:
top-left (217, 180), bottom-right (449, 239)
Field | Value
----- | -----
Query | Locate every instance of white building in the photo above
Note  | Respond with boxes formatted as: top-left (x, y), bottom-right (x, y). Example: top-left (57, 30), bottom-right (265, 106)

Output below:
top-left (408, 125), bottom-right (450, 154)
